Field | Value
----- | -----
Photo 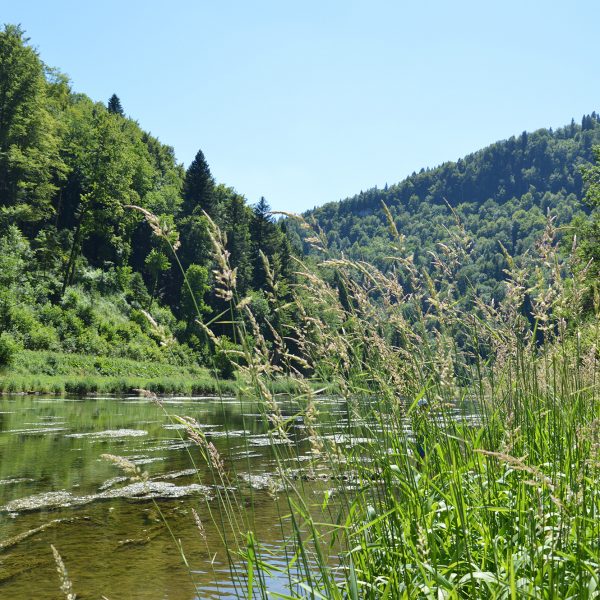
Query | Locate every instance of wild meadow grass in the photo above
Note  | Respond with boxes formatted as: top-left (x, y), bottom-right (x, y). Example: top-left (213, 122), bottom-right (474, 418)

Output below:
top-left (55, 208), bottom-right (600, 599)
top-left (185, 210), bottom-right (599, 599)
top-left (0, 371), bottom-right (238, 396)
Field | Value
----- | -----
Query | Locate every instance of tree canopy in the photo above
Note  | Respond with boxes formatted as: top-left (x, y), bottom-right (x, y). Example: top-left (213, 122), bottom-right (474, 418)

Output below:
top-left (0, 25), bottom-right (295, 367)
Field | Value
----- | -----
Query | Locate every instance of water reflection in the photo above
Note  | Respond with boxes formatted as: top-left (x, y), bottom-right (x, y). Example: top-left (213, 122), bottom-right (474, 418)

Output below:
top-left (0, 393), bottom-right (478, 598)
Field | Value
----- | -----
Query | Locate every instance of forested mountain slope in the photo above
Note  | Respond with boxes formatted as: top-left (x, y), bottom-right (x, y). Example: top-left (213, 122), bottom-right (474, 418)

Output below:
top-left (291, 116), bottom-right (600, 300)
top-left (0, 25), bottom-right (292, 371)
top-left (2, 22), bottom-right (598, 377)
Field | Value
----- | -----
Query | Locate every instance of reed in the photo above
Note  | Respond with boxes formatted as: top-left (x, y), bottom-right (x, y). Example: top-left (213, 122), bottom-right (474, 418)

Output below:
top-left (190, 208), bottom-right (600, 599)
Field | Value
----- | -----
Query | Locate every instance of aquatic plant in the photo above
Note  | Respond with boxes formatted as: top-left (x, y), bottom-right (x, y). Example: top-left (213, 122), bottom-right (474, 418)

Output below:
top-left (55, 205), bottom-right (599, 599)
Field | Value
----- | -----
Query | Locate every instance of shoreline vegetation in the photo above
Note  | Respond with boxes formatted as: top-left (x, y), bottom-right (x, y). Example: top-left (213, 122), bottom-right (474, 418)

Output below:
top-left (0, 350), bottom-right (317, 396)
top-left (1, 23), bottom-right (600, 600)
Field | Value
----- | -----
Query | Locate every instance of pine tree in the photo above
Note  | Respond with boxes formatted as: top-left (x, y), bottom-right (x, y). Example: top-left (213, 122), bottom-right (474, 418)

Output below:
top-left (582, 114), bottom-right (593, 131)
top-left (250, 197), bottom-right (283, 288)
top-left (107, 94), bottom-right (124, 116)
top-left (222, 189), bottom-right (252, 292)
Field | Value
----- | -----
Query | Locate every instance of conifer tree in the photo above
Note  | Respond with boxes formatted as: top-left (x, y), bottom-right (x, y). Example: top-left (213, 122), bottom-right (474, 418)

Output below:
top-left (107, 93), bottom-right (124, 116)
top-left (250, 197), bottom-right (283, 288)
top-left (182, 150), bottom-right (216, 217)
top-left (221, 188), bottom-right (253, 292)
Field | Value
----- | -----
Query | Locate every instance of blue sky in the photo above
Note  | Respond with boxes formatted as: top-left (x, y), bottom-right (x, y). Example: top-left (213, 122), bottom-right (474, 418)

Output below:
top-left (4, 1), bottom-right (599, 212)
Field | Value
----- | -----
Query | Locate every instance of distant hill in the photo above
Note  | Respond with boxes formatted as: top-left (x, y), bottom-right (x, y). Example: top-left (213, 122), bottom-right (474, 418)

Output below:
top-left (289, 116), bottom-right (600, 300)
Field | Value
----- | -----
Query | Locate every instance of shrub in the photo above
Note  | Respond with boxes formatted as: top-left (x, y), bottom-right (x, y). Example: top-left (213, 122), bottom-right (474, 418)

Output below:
top-left (26, 325), bottom-right (60, 351)
top-left (61, 287), bottom-right (86, 310)
top-left (213, 336), bottom-right (240, 380)
top-left (7, 305), bottom-right (38, 338)
top-left (126, 272), bottom-right (151, 308)
top-left (0, 332), bottom-right (20, 367)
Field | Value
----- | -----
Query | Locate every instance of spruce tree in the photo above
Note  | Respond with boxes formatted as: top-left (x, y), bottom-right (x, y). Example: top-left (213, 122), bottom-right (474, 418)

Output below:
top-left (107, 93), bottom-right (124, 116)
top-left (250, 197), bottom-right (283, 288)
top-left (182, 149), bottom-right (216, 217)
top-left (222, 189), bottom-right (252, 292)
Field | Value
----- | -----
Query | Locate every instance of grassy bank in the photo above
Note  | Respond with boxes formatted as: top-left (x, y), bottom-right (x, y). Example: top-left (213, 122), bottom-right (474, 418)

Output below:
top-left (49, 214), bottom-right (600, 599)
top-left (0, 350), bottom-right (228, 395)
top-left (0, 350), bottom-right (323, 396)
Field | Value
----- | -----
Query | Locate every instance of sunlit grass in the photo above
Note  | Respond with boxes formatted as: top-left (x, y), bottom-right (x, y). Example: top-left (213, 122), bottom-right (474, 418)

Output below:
top-left (52, 208), bottom-right (600, 599)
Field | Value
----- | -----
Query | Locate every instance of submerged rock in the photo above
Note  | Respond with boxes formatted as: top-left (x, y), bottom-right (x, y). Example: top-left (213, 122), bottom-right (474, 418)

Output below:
top-left (98, 476), bottom-right (129, 491)
top-left (0, 478), bottom-right (35, 486)
top-left (9, 427), bottom-right (68, 435)
top-left (205, 429), bottom-right (250, 438)
top-left (1, 481), bottom-right (211, 513)
top-left (65, 429), bottom-right (148, 439)
top-left (102, 481), bottom-right (211, 500)
top-left (247, 434), bottom-right (291, 447)
top-left (158, 468), bottom-right (198, 480)
top-left (3, 491), bottom-right (74, 512)
top-left (238, 473), bottom-right (285, 492)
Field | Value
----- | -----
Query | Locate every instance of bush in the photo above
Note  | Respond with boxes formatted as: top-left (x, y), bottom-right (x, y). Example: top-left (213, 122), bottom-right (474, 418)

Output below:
top-left (7, 305), bottom-right (38, 338)
top-left (0, 332), bottom-right (20, 367)
top-left (26, 325), bottom-right (60, 351)
top-left (61, 287), bottom-right (86, 310)
top-left (127, 272), bottom-right (151, 308)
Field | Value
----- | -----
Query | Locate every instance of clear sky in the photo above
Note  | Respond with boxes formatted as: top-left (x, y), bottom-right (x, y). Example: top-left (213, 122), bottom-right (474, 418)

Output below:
top-left (3, 1), bottom-right (599, 212)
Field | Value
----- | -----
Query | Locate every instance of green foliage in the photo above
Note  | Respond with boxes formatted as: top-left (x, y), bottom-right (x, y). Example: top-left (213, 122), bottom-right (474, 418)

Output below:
top-left (580, 145), bottom-right (600, 268)
top-left (213, 336), bottom-right (240, 380)
top-left (0, 26), bottom-right (297, 370)
top-left (5, 23), bottom-right (595, 386)
top-left (0, 332), bottom-right (20, 367)
top-left (163, 211), bottom-right (600, 599)
top-left (0, 224), bottom-right (32, 288)
top-left (250, 196), bottom-right (287, 288)
top-left (0, 24), bottom-right (65, 227)
top-left (181, 149), bottom-right (215, 217)
top-left (181, 264), bottom-right (210, 320)
top-left (107, 93), bottom-right (124, 116)
top-left (1, 350), bottom-right (237, 395)
top-left (127, 271), bottom-right (152, 307)
top-left (144, 248), bottom-right (170, 305)
top-left (291, 117), bottom-right (600, 302)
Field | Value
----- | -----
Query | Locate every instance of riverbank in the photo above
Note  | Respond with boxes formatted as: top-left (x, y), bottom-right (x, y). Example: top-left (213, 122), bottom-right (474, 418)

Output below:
top-left (0, 350), bottom-right (308, 396)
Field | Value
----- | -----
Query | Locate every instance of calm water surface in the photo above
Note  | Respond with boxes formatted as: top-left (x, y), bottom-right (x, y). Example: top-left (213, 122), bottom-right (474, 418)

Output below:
top-left (0, 394), bottom-right (346, 599)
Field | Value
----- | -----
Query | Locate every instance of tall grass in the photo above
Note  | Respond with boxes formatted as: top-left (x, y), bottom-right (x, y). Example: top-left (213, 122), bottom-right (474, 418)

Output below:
top-left (67, 206), bottom-right (600, 599)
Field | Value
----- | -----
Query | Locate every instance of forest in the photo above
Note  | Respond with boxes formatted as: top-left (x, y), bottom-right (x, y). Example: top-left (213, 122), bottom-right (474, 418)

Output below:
top-left (291, 114), bottom-right (600, 302)
top-left (3, 23), bottom-right (600, 389)
top-left (0, 24), bottom-right (295, 386)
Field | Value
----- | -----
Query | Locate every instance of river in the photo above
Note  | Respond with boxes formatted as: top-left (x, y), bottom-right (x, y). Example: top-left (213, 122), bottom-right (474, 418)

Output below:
top-left (0, 394), bottom-right (347, 599)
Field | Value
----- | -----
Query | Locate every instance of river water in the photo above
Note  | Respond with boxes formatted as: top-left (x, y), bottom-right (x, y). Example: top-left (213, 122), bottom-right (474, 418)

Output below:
top-left (0, 394), bottom-right (346, 599)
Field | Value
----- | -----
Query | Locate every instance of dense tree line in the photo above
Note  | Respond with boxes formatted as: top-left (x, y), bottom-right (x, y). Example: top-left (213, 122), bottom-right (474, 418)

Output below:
top-left (0, 25), bottom-right (293, 370)
top-left (289, 115), bottom-right (600, 302)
